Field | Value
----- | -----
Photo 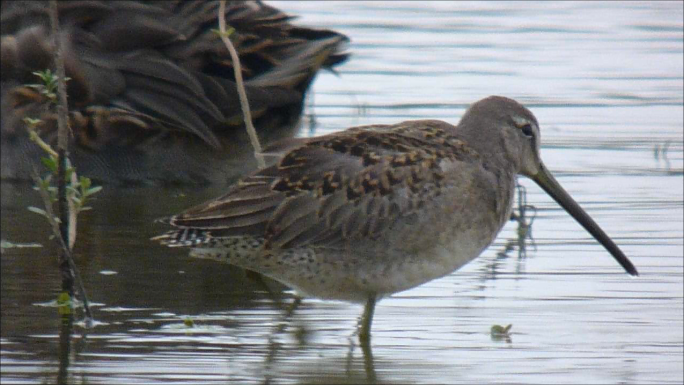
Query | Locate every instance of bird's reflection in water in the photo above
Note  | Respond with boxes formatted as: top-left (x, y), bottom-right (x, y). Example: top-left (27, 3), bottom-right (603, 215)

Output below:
top-left (479, 181), bottom-right (538, 281)
top-left (260, 294), bottom-right (378, 384)
top-left (508, 182), bottom-right (538, 261)
top-left (346, 335), bottom-right (377, 384)
top-left (262, 296), bottom-right (301, 384)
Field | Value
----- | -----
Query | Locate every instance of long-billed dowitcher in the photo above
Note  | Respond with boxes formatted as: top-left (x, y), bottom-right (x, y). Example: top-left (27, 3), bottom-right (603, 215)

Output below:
top-left (1, 0), bottom-right (348, 184)
top-left (154, 96), bottom-right (638, 341)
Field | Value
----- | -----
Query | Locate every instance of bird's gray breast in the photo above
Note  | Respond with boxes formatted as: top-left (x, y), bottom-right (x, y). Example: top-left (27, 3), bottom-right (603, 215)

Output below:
top-left (345, 158), bottom-right (515, 294)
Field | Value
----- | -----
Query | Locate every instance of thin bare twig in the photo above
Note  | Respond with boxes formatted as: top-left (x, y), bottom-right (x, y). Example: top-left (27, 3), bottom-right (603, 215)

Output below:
top-left (48, 0), bottom-right (71, 239)
top-left (48, 0), bottom-right (70, 271)
top-left (217, 0), bottom-right (266, 169)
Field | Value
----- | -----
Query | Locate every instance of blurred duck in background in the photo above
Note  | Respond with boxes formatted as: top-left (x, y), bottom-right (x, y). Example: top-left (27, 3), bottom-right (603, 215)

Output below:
top-left (1, 0), bottom-right (348, 185)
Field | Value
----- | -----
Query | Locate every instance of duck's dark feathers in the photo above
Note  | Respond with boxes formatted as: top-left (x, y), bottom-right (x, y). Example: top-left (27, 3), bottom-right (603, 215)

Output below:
top-left (1, 0), bottom-right (349, 185)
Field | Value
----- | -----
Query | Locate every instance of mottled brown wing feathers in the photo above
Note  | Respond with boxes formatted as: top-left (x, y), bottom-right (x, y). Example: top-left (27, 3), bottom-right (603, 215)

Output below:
top-left (170, 170), bottom-right (284, 235)
top-left (167, 120), bottom-right (480, 250)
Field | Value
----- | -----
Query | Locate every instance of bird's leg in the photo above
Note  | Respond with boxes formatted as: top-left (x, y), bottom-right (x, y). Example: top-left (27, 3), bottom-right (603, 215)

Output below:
top-left (285, 297), bottom-right (302, 319)
top-left (361, 336), bottom-right (377, 384)
top-left (271, 296), bottom-right (302, 336)
top-left (245, 270), bottom-right (295, 311)
top-left (264, 296), bottom-right (303, 381)
top-left (358, 295), bottom-right (376, 342)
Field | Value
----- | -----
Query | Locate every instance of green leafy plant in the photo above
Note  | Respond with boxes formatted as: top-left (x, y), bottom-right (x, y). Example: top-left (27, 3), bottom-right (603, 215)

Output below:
top-left (24, 71), bottom-right (102, 229)
top-left (22, 68), bottom-right (95, 322)
top-left (26, 69), bottom-right (69, 103)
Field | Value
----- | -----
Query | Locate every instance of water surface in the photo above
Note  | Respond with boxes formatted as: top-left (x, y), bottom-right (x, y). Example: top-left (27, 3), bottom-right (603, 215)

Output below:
top-left (2, 2), bottom-right (683, 384)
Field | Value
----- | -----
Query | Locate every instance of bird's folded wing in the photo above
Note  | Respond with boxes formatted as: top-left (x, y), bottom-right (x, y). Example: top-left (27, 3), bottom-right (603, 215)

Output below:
top-left (169, 121), bottom-right (482, 250)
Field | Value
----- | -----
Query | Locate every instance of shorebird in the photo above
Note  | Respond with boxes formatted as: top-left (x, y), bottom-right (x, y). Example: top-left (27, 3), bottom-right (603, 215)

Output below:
top-left (154, 96), bottom-right (638, 341)
top-left (1, 0), bottom-right (348, 184)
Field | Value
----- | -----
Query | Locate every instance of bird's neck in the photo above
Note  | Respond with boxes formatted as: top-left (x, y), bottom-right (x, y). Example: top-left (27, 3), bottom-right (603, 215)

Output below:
top-left (452, 121), bottom-right (520, 225)
top-left (454, 132), bottom-right (517, 172)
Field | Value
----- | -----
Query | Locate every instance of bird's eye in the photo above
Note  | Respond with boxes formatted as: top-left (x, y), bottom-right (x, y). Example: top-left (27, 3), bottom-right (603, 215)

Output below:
top-left (521, 123), bottom-right (534, 137)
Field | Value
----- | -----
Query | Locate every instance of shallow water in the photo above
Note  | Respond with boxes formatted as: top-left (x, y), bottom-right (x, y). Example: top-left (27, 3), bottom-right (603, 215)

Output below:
top-left (2, 2), bottom-right (683, 384)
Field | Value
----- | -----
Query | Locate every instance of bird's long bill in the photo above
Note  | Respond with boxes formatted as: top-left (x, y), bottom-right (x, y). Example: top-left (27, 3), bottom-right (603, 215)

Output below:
top-left (532, 163), bottom-right (638, 276)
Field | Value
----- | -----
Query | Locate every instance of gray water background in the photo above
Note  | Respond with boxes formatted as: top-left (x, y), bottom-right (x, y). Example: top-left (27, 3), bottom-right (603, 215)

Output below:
top-left (1, 2), bottom-right (683, 384)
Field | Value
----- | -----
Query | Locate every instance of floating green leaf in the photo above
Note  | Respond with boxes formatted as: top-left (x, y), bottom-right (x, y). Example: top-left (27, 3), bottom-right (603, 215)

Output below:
top-left (490, 324), bottom-right (513, 340)
top-left (57, 292), bottom-right (72, 315)
top-left (183, 318), bottom-right (195, 328)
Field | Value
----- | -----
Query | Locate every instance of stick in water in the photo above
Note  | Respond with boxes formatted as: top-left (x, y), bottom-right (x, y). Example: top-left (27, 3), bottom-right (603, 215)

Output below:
top-left (217, 1), bottom-right (266, 169)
